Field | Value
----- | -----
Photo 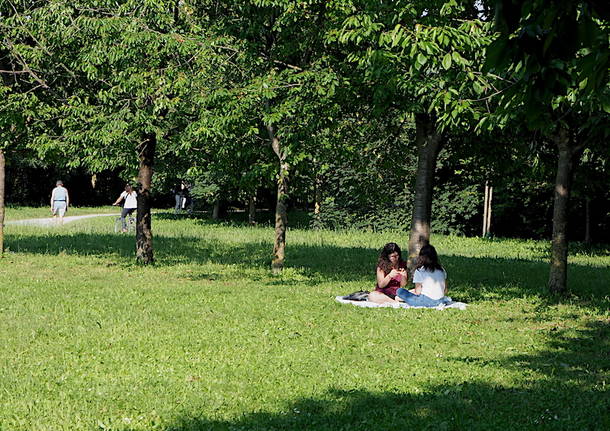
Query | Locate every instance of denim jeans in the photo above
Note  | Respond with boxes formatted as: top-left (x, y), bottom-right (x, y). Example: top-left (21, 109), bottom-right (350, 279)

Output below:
top-left (175, 194), bottom-right (182, 212)
top-left (396, 288), bottom-right (447, 307)
top-left (121, 207), bottom-right (136, 230)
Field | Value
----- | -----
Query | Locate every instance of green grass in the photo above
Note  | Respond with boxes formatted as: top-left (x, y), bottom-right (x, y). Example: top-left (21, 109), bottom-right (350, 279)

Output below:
top-left (1, 211), bottom-right (609, 430)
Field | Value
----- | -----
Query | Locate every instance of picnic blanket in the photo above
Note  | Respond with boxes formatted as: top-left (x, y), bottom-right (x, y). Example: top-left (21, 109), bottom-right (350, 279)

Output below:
top-left (335, 296), bottom-right (467, 310)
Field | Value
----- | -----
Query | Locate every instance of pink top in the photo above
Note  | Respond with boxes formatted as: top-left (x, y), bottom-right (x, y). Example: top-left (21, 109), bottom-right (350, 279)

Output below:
top-left (375, 260), bottom-right (408, 299)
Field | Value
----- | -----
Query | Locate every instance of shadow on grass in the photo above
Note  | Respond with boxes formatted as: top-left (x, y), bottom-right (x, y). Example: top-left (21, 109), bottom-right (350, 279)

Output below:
top-left (128, 320), bottom-right (610, 431)
top-left (153, 209), bottom-right (314, 229)
top-left (5, 229), bottom-right (609, 311)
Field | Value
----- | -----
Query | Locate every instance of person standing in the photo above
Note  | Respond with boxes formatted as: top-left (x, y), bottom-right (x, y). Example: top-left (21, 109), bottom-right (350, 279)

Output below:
top-left (112, 184), bottom-right (138, 232)
top-left (173, 181), bottom-right (184, 214)
top-left (50, 180), bottom-right (69, 225)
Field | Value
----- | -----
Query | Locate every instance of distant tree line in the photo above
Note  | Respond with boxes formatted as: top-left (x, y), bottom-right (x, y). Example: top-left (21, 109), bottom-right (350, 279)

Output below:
top-left (1, 0), bottom-right (608, 295)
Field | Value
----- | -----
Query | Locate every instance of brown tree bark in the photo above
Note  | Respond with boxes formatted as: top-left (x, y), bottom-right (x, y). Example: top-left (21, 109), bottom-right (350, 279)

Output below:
top-left (314, 171), bottom-right (322, 215)
top-left (0, 149), bottom-right (5, 255)
top-left (407, 113), bottom-right (444, 270)
top-left (266, 122), bottom-right (288, 274)
top-left (548, 125), bottom-right (581, 295)
top-left (248, 193), bottom-right (256, 225)
top-left (136, 133), bottom-right (156, 264)
top-left (212, 200), bottom-right (221, 220)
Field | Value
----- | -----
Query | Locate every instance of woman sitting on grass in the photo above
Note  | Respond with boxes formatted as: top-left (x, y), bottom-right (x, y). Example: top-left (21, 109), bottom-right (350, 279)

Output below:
top-left (396, 244), bottom-right (449, 307)
top-left (368, 242), bottom-right (408, 304)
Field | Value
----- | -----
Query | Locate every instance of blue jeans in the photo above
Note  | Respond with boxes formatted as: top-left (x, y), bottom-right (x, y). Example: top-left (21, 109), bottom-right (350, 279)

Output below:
top-left (396, 288), bottom-right (447, 307)
top-left (175, 194), bottom-right (182, 212)
top-left (121, 207), bottom-right (136, 230)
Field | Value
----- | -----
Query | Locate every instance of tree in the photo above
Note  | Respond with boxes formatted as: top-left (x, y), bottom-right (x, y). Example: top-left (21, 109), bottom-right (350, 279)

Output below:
top-left (333, 0), bottom-right (494, 267)
top-left (190, 0), bottom-right (343, 272)
top-left (487, 0), bottom-right (610, 294)
top-left (2, 0), bottom-right (227, 263)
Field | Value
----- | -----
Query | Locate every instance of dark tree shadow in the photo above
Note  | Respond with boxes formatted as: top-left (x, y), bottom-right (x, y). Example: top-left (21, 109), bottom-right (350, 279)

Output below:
top-left (154, 210), bottom-right (314, 229)
top-left (118, 320), bottom-right (609, 431)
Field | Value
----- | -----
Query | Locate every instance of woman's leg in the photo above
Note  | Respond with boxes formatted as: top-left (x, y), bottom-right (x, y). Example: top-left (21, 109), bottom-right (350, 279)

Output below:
top-left (368, 291), bottom-right (397, 304)
top-left (121, 207), bottom-right (129, 231)
top-left (396, 288), bottom-right (443, 307)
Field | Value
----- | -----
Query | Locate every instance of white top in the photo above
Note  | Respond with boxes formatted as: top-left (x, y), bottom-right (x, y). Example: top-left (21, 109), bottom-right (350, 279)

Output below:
top-left (52, 186), bottom-right (68, 201)
top-left (413, 268), bottom-right (447, 300)
top-left (121, 191), bottom-right (138, 209)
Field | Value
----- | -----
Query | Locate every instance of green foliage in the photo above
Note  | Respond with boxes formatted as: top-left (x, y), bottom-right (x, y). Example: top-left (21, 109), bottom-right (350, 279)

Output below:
top-left (332, 0), bottom-right (495, 130)
top-left (486, 0), bottom-right (610, 131)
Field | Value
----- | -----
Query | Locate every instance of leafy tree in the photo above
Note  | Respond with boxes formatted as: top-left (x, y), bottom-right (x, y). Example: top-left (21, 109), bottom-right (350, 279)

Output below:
top-left (487, 0), bottom-right (610, 294)
top-left (333, 0), bottom-right (494, 266)
top-left (2, 0), bottom-right (230, 263)
top-left (190, 0), bottom-right (344, 272)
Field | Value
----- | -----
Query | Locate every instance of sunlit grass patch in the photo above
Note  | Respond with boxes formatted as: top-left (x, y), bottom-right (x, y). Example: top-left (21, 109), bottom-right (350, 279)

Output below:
top-left (1, 211), bottom-right (608, 430)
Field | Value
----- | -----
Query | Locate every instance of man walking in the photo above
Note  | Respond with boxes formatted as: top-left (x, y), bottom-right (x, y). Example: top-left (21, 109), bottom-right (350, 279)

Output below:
top-left (50, 180), bottom-right (69, 225)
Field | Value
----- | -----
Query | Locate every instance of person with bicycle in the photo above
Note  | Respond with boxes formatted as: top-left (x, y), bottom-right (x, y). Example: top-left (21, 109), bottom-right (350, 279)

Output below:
top-left (112, 184), bottom-right (137, 232)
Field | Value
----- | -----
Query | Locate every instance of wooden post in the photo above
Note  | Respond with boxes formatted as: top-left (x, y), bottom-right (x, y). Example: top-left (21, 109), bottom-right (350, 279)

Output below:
top-left (485, 186), bottom-right (494, 235)
top-left (482, 181), bottom-right (489, 236)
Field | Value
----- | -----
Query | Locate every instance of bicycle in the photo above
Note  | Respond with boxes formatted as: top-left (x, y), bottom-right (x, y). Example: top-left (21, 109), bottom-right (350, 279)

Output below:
top-left (114, 215), bottom-right (136, 233)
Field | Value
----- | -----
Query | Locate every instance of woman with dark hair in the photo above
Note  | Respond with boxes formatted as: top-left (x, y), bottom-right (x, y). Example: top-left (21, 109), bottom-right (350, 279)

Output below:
top-left (396, 244), bottom-right (449, 307)
top-left (368, 242), bottom-right (408, 304)
top-left (112, 184), bottom-right (138, 232)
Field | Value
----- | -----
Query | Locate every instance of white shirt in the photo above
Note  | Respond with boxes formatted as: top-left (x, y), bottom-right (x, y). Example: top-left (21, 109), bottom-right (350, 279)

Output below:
top-left (121, 191), bottom-right (138, 209)
top-left (413, 268), bottom-right (447, 300)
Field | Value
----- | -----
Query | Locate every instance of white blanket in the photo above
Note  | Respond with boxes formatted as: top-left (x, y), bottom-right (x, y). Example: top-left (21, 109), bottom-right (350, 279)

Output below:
top-left (335, 296), bottom-right (467, 310)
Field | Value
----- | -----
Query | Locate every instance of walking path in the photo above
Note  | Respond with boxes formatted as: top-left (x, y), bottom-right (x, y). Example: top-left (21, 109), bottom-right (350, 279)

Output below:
top-left (6, 213), bottom-right (118, 227)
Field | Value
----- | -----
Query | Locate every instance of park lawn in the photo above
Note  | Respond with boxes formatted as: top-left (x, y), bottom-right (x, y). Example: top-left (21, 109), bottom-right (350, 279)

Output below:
top-left (1, 213), bottom-right (609, 430)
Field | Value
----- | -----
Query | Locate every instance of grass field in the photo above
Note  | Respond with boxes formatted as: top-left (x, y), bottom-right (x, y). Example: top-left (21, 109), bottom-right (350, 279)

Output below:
top-left (1, 211), bottom-right (609, 430)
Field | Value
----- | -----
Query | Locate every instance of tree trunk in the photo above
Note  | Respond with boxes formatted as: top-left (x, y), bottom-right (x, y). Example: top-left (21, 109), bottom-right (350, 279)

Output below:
top-left (407, 113), bottom-right (444, 270)
top-left (267, 122), bottom-right (288, 274)
top-left (584, 197), bottom-right (591, 244)
top-left (212, 200), bottom-right (221, 220)
top-left (0, 149), bottom-right (5, 255)
top-left (314, 171), bottom-right (322, 215)
top-left (548, 125), bottom-right (579, 295)
top-left (136, 133), bottom-right (156, 264)
top-left (248, 193), bottom-right (256, 225)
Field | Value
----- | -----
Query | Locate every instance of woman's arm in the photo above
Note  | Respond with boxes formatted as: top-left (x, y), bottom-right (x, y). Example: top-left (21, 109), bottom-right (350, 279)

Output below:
top-left (376, 267), bottom-right (398, 288)
top-left (50, 189), bottom-right (55, 208)
top-left (443, 280), bottom-right (448, 295)
top-left (399, 269), bottom-right (407, 287)
top-left (414, 283), bottom-right (422, 295)
top-left (66, 190), bottom-right (70, 208)
top-left (112, 194), bottom-right (123, 206)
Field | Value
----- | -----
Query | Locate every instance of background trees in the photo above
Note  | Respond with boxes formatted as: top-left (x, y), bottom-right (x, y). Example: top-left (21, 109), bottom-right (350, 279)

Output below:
top-left (1, 0), bottom-right (608, 293)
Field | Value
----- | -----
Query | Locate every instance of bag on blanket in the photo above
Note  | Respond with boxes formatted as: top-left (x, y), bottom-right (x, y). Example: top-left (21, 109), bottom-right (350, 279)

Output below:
top-left (342, 290), bottom-right (370, 301)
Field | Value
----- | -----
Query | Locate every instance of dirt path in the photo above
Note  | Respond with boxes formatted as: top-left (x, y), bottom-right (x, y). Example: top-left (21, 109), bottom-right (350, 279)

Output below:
top-left (6, 213), bottom-right (119, 227)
